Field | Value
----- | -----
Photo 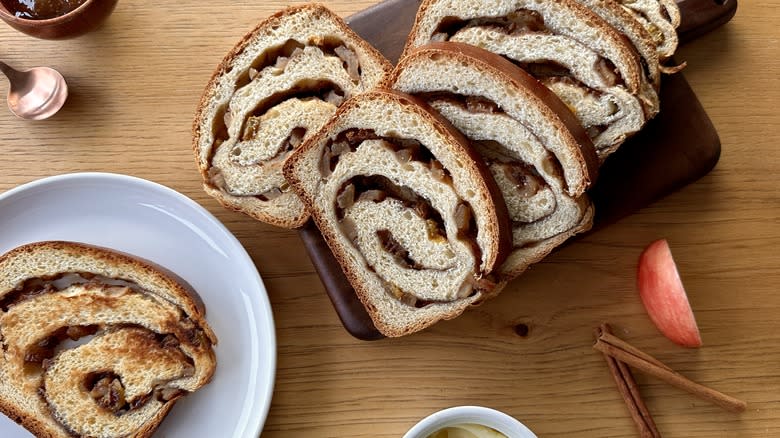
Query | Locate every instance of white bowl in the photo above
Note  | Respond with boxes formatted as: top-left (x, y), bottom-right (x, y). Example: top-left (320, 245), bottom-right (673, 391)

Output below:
top-left (403, 406), bottom-right (537, 438)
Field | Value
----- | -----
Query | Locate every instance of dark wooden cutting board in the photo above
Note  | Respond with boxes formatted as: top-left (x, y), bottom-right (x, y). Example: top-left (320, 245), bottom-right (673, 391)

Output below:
top-left (298, 0), bottom-right (738, 340)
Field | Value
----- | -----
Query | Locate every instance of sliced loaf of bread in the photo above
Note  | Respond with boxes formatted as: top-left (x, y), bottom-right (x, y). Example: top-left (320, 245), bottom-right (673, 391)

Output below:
top-left (193, 4), bottom-right (393, 228)
top-left (284, 89), bottom-right (512, 336)
top-left (0, 241), bottom-right (217, 438)
top-left (388, 42), bottom-right (598, 279)
top-left (402, 0), bottom-right (657, 160)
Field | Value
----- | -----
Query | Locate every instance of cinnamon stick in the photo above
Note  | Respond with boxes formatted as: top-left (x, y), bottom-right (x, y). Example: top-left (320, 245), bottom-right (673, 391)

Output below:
top-left (597, 324), bottom-right (661, 438)
top-left (594, 325), bottom-right (747, 413)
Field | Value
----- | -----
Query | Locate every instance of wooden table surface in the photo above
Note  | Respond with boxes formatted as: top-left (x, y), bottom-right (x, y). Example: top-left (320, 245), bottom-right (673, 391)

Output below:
top-left (0, 1), bottom-right (777, 437)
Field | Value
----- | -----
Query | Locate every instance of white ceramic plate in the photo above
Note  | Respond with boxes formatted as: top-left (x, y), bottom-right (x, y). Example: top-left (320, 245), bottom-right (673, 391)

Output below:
top-left (0, 173), bottom-right (276, 438)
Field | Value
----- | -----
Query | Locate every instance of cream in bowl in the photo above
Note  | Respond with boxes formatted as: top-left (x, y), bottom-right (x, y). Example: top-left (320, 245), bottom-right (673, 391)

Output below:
top-left (427, 423), bottom-right (508, 438)
top-left (404, 406), bottom-right (537, 438)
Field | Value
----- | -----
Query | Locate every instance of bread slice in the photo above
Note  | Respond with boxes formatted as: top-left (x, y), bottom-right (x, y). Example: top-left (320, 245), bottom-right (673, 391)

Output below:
top-left (283, 89), bottom-right (512, 336)
top-left (388, 42), bottom-right (598, 279)
top-left (614, 0), bottom-right (681, 59)
top-left (193, 3), bottom-right (393, 228)
top-left (0, 241), bottom-right (217, 438)
top-left (402, 0), bottom-right (656, 160)
top-left (574, 0), bottom-right (662, 114)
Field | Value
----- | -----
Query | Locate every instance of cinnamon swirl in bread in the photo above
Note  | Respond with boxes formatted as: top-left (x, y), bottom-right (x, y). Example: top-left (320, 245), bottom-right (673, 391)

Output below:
top-left (0, 241), bottom-right (216, 438)
top-left (614, 0), bottom-right (681, 59)
top-left (193, 3), bottom-right (392, 228)
top-left (284, 89), bottom-right (512, 336)
top-left (388, 42), bottom-right (598, 279)
top-left (402, 0), bottom-right (659, 160)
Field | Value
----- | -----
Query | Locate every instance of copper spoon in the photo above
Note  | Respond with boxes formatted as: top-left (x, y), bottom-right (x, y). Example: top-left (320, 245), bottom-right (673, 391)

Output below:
top-left (0, 61), bottom-right (68, 120)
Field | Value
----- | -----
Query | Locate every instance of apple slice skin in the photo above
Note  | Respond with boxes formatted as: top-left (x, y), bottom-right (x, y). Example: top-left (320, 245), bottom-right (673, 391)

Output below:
top-left (637, 239), bottom-right (703, 348)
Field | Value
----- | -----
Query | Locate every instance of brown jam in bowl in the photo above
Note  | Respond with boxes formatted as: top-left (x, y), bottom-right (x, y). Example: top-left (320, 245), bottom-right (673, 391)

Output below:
top-left (1, 0), bottom-right (86, 20)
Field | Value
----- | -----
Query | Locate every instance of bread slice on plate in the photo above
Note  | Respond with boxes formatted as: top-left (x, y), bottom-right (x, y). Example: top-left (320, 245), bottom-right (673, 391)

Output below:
top-left (193, 3), bottom-right (393, 228)
top-left (0, 241), bottom-right (217, 438)
top-left (388, 42), bottom-right (598, 280)
top-left (402, 0), bottom-right (657, 160)
top-left (284, 89), bottom-right (512, 337)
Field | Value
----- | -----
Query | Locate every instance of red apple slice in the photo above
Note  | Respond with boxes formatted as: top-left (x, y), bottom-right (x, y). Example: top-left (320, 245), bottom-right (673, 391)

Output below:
top-left (637, 239), bottom-right (702, 348)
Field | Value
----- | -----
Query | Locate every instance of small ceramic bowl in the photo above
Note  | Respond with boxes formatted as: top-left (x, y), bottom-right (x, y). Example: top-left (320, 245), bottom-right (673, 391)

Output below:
top-left (0, 0), bottom-right (119, 39)
top-left (403, 406), bottom-right (537, 438)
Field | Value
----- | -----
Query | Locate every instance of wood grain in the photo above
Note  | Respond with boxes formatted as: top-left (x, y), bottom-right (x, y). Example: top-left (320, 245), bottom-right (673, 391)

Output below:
top-left (0, 1), bottom-right (778, 437)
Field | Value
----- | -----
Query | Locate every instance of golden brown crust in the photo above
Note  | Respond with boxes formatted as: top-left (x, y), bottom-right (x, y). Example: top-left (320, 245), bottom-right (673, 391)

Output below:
top-left (392, 42), bottom-right (599, 192)
top-left (398, 0), bottom-right (436, 61)
top-left (284, 89), bottom-right (512, 337)
top-left (0, 241), bottom-right (217, 437)
top-left (202, 185), bottom-right (310, 229)
top-left (192, 3), bottom-right (393, 229)
top-left (133, 402), bottom-right (176, 438)
top-left (0, 402), bottom-right (59, 438)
